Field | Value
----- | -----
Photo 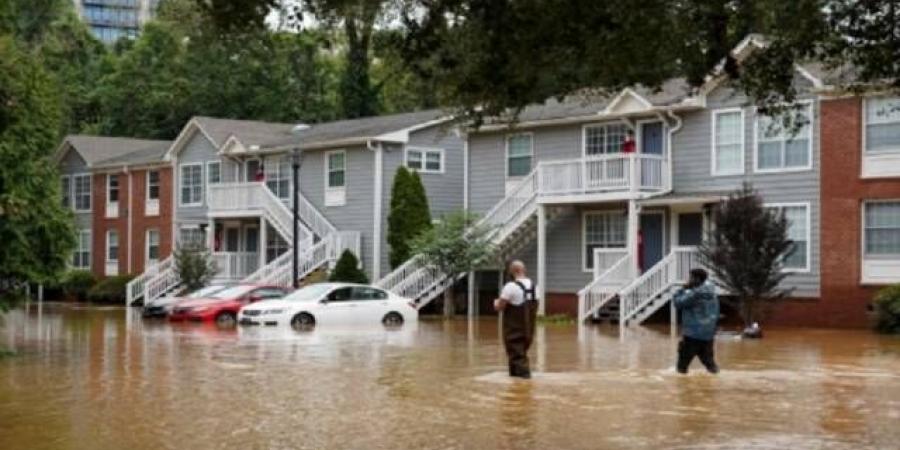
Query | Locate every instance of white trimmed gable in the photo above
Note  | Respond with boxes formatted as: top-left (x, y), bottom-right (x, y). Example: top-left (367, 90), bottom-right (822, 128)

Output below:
top-left (602, 88), bottom-right (654, 115)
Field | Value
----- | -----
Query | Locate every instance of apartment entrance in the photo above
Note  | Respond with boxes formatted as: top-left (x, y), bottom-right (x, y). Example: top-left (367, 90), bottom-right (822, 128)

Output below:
top-left (639, 212), bottom-right (664, 272)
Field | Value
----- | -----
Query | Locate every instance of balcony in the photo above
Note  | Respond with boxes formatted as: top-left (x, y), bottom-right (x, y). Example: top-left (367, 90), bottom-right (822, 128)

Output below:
top-left (535, 153), bottom-right (669, 202)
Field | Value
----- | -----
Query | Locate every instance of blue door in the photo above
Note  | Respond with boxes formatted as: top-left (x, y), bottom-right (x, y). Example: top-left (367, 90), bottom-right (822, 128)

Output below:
top-left (640, 122), bottom-right (664, 155)
top-left (640, 213), bottom-right (664, 272)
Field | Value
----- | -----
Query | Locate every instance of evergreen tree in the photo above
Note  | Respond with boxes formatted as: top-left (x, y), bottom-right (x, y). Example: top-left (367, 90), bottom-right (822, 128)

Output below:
top-left (174, 243), bottom-right (217, 292)
top-left (328, 250), bottom-right (369, 284)
top-left (387, 167), bottom-right (432, 269)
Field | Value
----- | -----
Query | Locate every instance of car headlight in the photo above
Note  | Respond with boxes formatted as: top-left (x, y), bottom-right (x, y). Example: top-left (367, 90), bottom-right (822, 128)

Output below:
top-left (264, 309), bottom-right (284, 315)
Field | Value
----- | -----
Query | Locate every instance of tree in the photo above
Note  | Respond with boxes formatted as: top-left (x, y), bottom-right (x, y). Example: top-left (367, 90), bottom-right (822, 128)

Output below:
top-left (174, 243), bottom-right (217, 292)
top-left (387, 167), bottom-right (431, 268)
top-left (698, 183), bottom-right (794, 329)
top-left (329, 249), bottom-right (369, 283)
top-left (0, 36), bottom-right (76, 310)
top-left (409, 211), bottom-right (495, 316)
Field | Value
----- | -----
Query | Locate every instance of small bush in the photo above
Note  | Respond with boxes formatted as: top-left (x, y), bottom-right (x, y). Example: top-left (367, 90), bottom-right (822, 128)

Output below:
top-left (874, 284), bottom-right (900, 334)
top-left (329, 250), bottom-right (369, 284)
top-left (61, 270), bottom-right (97, 301)
top-left (87, 275), bottom-right (136, 304)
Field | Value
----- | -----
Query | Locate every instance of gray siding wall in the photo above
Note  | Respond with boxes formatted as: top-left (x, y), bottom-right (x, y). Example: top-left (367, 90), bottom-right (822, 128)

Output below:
top-left (58, 148), bottom-right (92, 230)
top-left (175, 130), bottom-right (218, 224)
top-left (672, 82), bottom-right (821, 297)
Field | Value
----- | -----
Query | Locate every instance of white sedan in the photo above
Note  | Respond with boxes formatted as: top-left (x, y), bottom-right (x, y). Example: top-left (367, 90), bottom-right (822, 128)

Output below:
top-left (237, 283), bottom-right (417, 329)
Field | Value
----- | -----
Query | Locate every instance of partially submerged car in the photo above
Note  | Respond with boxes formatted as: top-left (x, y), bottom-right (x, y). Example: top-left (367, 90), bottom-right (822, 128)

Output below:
top-left (142, 285), bottom-right (230, 318)
top-left (237, 283), bottom-right (417, 329)
top-left (169, 285), bottom-right (290, 326)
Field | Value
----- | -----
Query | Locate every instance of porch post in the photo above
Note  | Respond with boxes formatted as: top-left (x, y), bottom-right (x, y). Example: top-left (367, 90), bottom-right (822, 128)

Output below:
top-left (259, 216), bottom-right (267, 268)
top-left (537, 204), bottom-right (547, 316)
top-left (467, 271), bottom-right (476, 318)
top-left (207, 219), bottom-right (215, 251)
top-left (627, 200), bottom-right (640, 277)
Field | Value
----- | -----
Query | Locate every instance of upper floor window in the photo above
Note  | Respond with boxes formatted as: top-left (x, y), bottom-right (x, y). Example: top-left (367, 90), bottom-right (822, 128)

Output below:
top-left (584, 123), bottom-right (627, 156)
top-left (712, 109), bottom-right (744, 175)
top-left (146, 229), bottom-right (160, 265)
top-left (767, 203), bottom-right (810, 272)
top-left (61, 176), bottom-right (71, 208)
top-left (406, 147), bottom-right (443, 173)
top-left (325, 151), bottom-right (346, 207)
top-left (147, 170), bottom-right (160, 200)
top-left (180, 163), bottom-right (203, 206)
top-left (756, 104), bottom-right (813, 172)
top-left (72, 230), bottom-right (91, 269)
top-left (865, 97), bottom-right (900, 154)
top-left (864, 201), bottom-right (900, 256)
top-left (107, 174), bottom-right (120, 203)
top-left (583, 211), bottom-right (626, 271)
top-left (265, 157), bottom-right (291, 200)
top-left (73, 174), bottom-right (91, 211)
top-left (207, 161), bottom-right (221, 185)
top-left (506, 134), bottom-right (533, 177)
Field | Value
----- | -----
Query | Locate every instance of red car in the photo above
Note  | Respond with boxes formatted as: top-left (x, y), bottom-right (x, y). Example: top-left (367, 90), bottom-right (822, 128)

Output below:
top-left (169, 284), bottom-right (290, 326)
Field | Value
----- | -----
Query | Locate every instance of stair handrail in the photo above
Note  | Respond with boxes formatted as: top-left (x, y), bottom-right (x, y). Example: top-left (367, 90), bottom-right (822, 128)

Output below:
top-left (618, 247), bottom-right (701, 326)
top-left (126, 255), bottom-right (173, 304)
top-left (294, 188), bottom-right (337, 238)
top-left (576, 252), bottom-right (632, 322)
top-left (144, 264), bottom-right (180, 304)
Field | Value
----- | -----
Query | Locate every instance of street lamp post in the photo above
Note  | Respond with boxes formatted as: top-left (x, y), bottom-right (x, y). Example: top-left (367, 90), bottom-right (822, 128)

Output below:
top-left (290, 124), bottom-right (309, 289)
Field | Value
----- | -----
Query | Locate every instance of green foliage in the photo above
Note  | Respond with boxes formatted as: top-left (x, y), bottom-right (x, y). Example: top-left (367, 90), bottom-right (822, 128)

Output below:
top-left (873, 285), bottom-right (900, 335)
top-left (388, 167), bottom-right (432, 268)
top-left (86, 274), bottom-right (135, 304)
top-left (174, 243), bottom-right (218, 292)
top-left (698, 183), bottom-right (794, 326)
top-left (328, 250), bottom-right (369, 284)
top-left (409, 211), bottom-right (495, 277)
top-left (61, 270), bottom-right (97, 301)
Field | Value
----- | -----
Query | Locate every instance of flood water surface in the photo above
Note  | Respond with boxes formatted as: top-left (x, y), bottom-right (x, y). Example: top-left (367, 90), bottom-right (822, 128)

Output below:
top-left (2, 303), bottom-right (900, 450)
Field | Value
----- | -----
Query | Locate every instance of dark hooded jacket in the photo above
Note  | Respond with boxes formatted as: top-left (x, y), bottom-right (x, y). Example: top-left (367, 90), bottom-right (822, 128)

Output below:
top-left (673, 280), bottom-right (719, 341)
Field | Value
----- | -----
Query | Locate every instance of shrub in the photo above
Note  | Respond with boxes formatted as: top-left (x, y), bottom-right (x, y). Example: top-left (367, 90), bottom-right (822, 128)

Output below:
top-left (61, 270), bottom-right (97, 301)
top-left (174, 243), bottom-right (217, 292)
top-left (329, 250), bottom-right (369, 284)
top-left (87, 275), bottom-right (135, 304)
top-left (873, 284), bottom-right (900, 334)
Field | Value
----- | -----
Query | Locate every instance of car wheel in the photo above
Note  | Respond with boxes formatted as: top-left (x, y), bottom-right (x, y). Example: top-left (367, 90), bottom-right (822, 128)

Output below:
top-left (382, 312), bottom-right (404, 327)
top-left (215, 312), bottom-right (237, 327)
top-left (291, 313), bottom-right (315, 330)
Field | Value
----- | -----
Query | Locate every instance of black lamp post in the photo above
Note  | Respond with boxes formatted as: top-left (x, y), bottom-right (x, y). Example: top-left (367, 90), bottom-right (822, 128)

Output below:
top-left (290, 124), bottom-right (309, 288)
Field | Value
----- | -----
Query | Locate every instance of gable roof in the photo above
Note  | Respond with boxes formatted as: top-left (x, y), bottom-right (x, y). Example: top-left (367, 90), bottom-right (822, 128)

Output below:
top-left (55, 135), bottom-right (171, 168)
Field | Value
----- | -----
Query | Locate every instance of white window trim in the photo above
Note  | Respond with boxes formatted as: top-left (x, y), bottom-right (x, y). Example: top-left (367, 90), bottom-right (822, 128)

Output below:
top-left (582, 121), bottom-right (630, 157)
top-left (106, 229), bottom-right (119, 276)
top-left (753, 101), bottom-right (814, 174)
top-left (146, 170), bottom-right (160, 200)
top-left (324, 150), bottom-right (347, 207)
top-left (179, 162), bottom-right (204, 207)
top-left (581, 209), bottom-right (627, 272)
top-left (862, 199), bottom-right (900, 258)
top-left (765, 202), bottom-right (812, 273)
top-left (145, 228), bottom-right (160, 266)
top-left (404, 146), bottom-right (445, 174)
top-left (106, 173), bottom-right (120, 218)
top-left (73, 229), bottom-right (91, 269)
top-left (72, 172), bottom-right (92, 212)
top-left (60, 175), bottom-right (71, 208)
top-left (178, 224), bottom-right (205, 248)
top-left (862, 95), bottom-right (900, 155)
top-left (505, 132), bottom-right (534, 179)
top-left (710, 108), bottom-right (746, 176)
top-left (861, 96), bottom-right (900, 179)
top-left (207, 161), bottom-right (222, 185)
top-left (861, 199), bottom-right (900, 284)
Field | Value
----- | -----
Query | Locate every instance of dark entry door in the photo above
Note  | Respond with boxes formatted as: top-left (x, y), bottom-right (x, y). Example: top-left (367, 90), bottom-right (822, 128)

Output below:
top-left (678, 213), bottom-right (704, 247)
top-left (640, 122), bottom-right (665, 155)
top-left (640, 213), bottom-right (664, 272)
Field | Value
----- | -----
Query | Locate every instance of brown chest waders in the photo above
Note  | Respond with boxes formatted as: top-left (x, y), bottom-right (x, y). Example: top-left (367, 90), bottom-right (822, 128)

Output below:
top-left (502, 300), bottom-right (538, 377)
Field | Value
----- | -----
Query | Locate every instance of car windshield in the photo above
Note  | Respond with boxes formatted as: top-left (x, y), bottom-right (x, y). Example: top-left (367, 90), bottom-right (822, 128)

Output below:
top-left (187, 285), bottom-right (228, 299)
top-left (284, 284), bottom-right (334, 302)
top-left (208, 285), bottom-right (255, 300)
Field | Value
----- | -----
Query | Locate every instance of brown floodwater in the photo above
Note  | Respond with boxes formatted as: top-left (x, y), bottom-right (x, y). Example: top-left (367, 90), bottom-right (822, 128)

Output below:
top-left (2, 302), bottom-right (900, 450)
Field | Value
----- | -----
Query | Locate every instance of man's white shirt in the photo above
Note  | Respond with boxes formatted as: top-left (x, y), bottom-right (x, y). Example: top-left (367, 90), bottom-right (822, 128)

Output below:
top-left (500, 278), bottom-right (534, 306)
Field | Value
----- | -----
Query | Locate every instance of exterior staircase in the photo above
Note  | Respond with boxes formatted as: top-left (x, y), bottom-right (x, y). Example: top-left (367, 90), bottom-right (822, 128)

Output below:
top-left (617, 247), bottom-right (703, 326)
top-left (576, 250), bottom-right (633, 322)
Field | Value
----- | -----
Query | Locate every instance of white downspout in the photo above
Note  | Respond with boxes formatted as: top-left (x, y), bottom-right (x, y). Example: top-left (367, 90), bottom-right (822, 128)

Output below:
top-left (368, 140), bottom-right (383, 281)
top-left (125, 165), bottom-right (132, 274)
top-left (665, 110), bottom-right (683, 192)
top-left (171, 155), bottom-right (178, 254)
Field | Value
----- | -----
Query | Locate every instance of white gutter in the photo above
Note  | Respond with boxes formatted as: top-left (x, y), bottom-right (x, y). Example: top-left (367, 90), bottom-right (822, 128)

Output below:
top-left (125, 166), bottom-right (133, 274)
top-left (665, 110), bottom-right (684, 193)
top-left (462, 129), bottom-right (469, 212)
top-left (368, 139), bottom-right (383, 280)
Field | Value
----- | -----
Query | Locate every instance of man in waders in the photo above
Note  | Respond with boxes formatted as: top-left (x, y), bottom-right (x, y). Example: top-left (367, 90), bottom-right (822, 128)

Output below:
top-left (494, 260), bottom-right (538, 379)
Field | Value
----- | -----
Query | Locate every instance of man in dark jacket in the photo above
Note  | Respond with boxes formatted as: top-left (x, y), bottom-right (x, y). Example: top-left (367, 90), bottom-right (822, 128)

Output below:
top-left (673, 268), bottom-right (719, 374)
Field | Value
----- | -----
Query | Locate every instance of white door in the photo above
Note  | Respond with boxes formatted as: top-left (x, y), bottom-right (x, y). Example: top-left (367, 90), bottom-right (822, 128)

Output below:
top-left (317, 286), bottom-right (358, 324)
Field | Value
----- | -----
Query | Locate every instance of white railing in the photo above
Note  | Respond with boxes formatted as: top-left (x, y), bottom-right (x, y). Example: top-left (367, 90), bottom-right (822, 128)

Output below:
top-left (536, 153), bottom-right (669, 197)
top-left (292, 190), bottom-right (338, 238)
top-left (213, 252), bottom-right (260, 281)
top-left (242, 249), bottom-right (293, 284)
top-left (577, 252), bottom-right (633, 322)
top-left (254, 231), bottom-right (362, 288)
top-left (618, 247), bottom-right (702, 326)
top-left (207, 182), bottom-right (314, 246)
top-left (144, 264), bottom-right (180, 304)
top-left (126, 255), bottom-right (173, 304)
top-left (592, 248), bottom-right (629, 278)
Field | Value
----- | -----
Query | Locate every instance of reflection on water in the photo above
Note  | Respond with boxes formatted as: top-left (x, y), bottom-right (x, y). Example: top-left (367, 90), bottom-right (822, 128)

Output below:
top-left (2, 302), bottom-right (900, 450)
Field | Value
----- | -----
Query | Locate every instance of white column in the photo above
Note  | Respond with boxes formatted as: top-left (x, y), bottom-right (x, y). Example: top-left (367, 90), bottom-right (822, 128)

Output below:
top-left (537, 204), bottom-right (547, 316)
top-left (207, 219), bottom-right (215, 251)
top-left (371, 143), bottom-right (383, 280)
top-left (627, 200), bottom-right (640, 277)
top-left (259, 216), bottom-right (267, 268)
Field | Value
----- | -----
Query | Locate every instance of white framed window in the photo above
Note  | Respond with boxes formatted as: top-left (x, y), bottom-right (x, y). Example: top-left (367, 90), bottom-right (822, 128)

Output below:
top-left (60, 175), bottom-right (71, 208)
top-left (864, 201), bottom-right (900, 256)
top-left (146, 170), bottom-right (160, 216)
top-left (207, 161), bottom-right (221, 185)
top-left (582, 211), bottom-right (627, 271)
top-left (584, 123), bottom-right (628, 156)
top-left (266, 224), bottom-right (289, 262)
top-left (865, 97), bottom-right (900, 154)
top-left (766, 203), bottom-right (810, 272)
top-left (106, 174), bottom-right (120, 218)
top-left (106, 229), bottom-right (119, 276)
top-left (146, 228), bottom-right (160, 265)
top-left (755, 102), bottom-right (813, 172)
top-left (325, 150), bottom-right (346, 206)
top-left (506, 134), bottom-right (533, 177)
top-left (265, 157), bottom-right (291, 200)
top-left (73, 173), bottom-right (91, 211)
top-left (178, 225), bottom-right (205, 248)
top-left (405, 147), bottom-right (444, 173)
top-left (72, 230), bottom-right (91, 269)
top-left (179, 163), bottom-right (203, 206)
top-left (711, 109), bottom-right (745, 175)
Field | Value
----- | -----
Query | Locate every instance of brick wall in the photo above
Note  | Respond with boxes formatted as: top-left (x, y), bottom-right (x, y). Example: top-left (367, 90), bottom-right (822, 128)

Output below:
top-left (92, 171), bottom-right (128, 278)
top-left (129, 166), bottom-right (173, 273)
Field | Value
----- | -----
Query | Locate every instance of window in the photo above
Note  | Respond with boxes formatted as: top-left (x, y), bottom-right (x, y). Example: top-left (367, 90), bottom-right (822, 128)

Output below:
top-left (864, 201), bottom-right (900, 256)
top-left (865, 97), bottom-right (900, 154)
top-left (265, 157), bottom-right (291, 199)
top-left (61, 176), bottom-right (71, 208)
top-left (107, 174), bottom-right (120, 203)
top-left (352, 287), bottom-right (389, 300)
top-left (73, 174), bottom-right (91, 211)
top-left (107, 230), bottom-right (119, 262)
top-left (583, 211), bottom-right (627, 270)
top-left (146, 229), bottom-right (160, 264)
top-left (756, 103), bottom-right (813, 172)
top-left (327, 287), bottom-right (355, 302)
top-left (327, 152), bottom-right (345, 188)
top-left (506, 134), bottom-right (533, 177)
top-left (266, 225), bottom-right (288, 262)
top-left (179, 226), bottom-right (205, 248)
top-left (712, 109), bottom-right (744, 175)
top-left (147, 170), bottom-right (160, 200)
top-left (207, 161), bottom-right (221, 185)
top-left (767, 204), bottom-right (810, 271)
top-left (72, 230), bottom-right (91, 269)
top-left (584, 123), bottom-right (627, 155)
top-left (406, 147), bottom-right (444, 173)
top-left (180, 163), bottom-right (203, 206)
